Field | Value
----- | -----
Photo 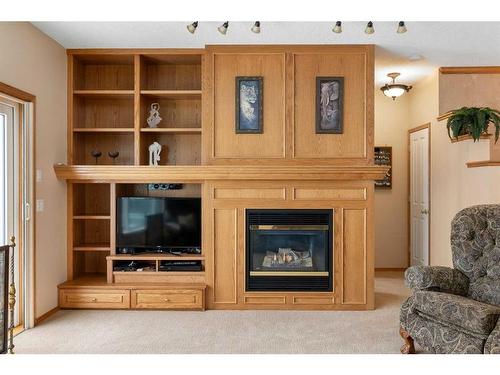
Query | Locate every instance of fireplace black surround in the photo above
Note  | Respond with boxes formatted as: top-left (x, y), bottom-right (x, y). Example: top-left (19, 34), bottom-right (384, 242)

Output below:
top-left (246, 209), bottom-right (333, 292)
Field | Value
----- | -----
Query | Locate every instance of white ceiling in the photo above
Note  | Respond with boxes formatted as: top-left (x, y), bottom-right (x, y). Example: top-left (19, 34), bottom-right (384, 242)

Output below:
top-left (32, 21), bottom-right (500, 86)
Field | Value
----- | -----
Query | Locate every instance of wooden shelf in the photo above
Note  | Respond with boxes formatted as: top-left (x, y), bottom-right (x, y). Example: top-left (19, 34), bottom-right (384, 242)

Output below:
top-left (73, 245), bottom-right (111, 252)
top-left (73, 128), bottom-right (134, 133)
top-left (73, 90), bottom-right (134, 97)
top-left (140, 127), bottom-right (201, 133)
top-left (466, 160), bottom-right (500, 168)
top-left (73, 215), bottom-right (110, 220)
top-left (140, 90), bottom-right (201, 99)
top-left (54, 165), bottom-right (390, 182)
top-left (113, 271), bottom-right (205, 276)
top-left (450, 134), bottom-right (491, 143)
top-left (108, 254), bottom-right (204, 261)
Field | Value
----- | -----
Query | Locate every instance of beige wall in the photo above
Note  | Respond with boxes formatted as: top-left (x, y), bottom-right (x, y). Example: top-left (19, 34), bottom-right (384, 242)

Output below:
top-left (427, 72), bottom-right (500, 267)
top-left (0, 22), bottom-right (67, 317)
top-left (374, 90), bottom-right (410, 268)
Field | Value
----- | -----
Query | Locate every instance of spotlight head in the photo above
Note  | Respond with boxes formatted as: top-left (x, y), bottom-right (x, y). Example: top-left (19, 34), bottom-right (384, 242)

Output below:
top-left (251, 21), bottom-right (261, 34)
top-left (332, 21), bottom-right (342, 34)
top-left (187, 21), bottom-right (198, 34)
top-left (365, 21), bottom-right (374, 34)
top-left (218, 21), bottom-right (229, 35)
top-left (397, 21), bottom-right (407, 34)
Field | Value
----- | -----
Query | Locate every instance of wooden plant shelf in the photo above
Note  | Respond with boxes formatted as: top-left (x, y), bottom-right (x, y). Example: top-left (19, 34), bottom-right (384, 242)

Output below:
top-left (450, 134), bottom-right (491, 143)
top-left (73, 215), bottom-right (111, 220)
top-left (140, 90), bottom-right (202, 99)
top-left (466, 160), bottom-right (500, 168)
top-left (140, 127), bottom-right (202, 133)
top-left (54, 164), bottom-right (390, 182)
top-left (73, 128), bottom-right (135, 133)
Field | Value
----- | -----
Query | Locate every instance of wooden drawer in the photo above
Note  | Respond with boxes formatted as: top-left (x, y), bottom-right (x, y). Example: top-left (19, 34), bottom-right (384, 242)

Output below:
top-left (59, 289), bottom-right (130, 309)
top-left (131, 289), bottom-right (204, 310)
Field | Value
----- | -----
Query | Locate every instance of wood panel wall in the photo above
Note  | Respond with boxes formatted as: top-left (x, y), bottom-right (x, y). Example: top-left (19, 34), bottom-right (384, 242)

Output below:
top-left (203, 45), bottom-right (374, 165)
top-left (204, 180), bottom-right (374, 310)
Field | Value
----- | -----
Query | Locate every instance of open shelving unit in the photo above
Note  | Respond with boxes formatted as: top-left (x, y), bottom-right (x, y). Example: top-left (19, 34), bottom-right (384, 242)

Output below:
top-left (66, 50), bottom-right (205, 293)
top-left (69, 50), bottom-right (203, 167)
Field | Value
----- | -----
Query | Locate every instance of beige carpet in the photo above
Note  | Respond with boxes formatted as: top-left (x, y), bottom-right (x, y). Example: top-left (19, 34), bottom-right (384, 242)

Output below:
top-left (14, 271), bottom-right (412, 354)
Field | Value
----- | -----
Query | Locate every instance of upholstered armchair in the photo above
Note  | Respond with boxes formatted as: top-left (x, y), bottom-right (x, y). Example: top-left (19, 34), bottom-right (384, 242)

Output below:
top-left (400, 205), bottom-right (500, 354)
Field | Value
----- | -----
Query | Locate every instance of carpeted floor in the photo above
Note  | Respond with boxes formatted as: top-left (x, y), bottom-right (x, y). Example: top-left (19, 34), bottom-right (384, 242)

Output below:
top-left (14, 271), bottom-right (413, 354)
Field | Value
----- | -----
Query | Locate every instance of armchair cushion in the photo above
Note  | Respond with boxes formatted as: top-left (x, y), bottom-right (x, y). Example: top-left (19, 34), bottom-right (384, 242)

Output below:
top-left (405, 265), bottom-right (469, 296)
top-left (485, 319), bottom-right (500, 354)
top-left (413, 291), bottom-right (500, 337)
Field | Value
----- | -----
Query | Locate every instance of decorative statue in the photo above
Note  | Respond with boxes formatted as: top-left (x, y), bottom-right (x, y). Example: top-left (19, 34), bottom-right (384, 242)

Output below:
top-left (147, 102), bottom-right (162, 128)
top-left (148, 141), bottom-right (162, 166)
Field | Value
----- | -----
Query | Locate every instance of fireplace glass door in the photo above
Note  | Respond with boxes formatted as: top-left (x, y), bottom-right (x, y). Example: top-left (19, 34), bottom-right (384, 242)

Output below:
top-left (246, 209), bottom-right (333, 291)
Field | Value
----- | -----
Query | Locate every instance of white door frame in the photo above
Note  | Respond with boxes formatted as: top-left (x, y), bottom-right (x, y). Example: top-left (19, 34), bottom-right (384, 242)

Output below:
top-left (408, 123), bottom-right (431, 267)
top-left (0, 82), bottom-right (35, 330)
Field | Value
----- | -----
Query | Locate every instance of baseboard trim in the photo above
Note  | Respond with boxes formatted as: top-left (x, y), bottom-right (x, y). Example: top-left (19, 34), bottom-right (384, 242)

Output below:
top-left (375, 268), bottom-right (407, 272)
top-left (35, 306), bottom-right (60, 326)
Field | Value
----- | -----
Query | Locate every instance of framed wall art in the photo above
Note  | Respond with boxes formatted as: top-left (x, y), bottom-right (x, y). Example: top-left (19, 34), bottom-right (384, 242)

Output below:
top-left (235, 76), bottom-right (263, 134)
top-left (316, 77), bottom-right (344, 134)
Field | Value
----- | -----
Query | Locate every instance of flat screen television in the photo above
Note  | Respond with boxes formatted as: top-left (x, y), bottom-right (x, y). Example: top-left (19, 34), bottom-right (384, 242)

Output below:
top-left (116, 197), bottom-right (201, 253)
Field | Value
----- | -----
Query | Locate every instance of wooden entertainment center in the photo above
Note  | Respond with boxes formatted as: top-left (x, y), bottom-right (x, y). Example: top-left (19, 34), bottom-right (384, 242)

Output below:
top-left (55, 45), bottom-right (387, 311)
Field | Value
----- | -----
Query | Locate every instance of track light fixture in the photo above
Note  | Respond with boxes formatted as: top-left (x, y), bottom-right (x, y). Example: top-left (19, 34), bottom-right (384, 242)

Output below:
top-left (251, 21), bottom-right (261, 34)
top-left (332, 21), bottom-right (342, 34)
top-left (365, 21), bottom-right (374, 34)
top-left (380, 73), bottom-right (412, 100)
top-left (397, 21), bottom-right (407, 34)
top-left (186, 21), bottom-right (198, 34)
top-left (218, 21), bottom-right (229, 35)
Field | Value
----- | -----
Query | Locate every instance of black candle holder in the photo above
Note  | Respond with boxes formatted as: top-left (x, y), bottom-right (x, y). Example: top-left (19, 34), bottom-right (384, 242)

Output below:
top-left (91, 150), bottom-right (102, 165)
top-left (108, 151), bottom-right (119, 164)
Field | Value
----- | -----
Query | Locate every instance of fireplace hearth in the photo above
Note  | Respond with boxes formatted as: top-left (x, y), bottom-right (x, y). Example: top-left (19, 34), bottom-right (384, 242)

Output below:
top-left (246, 209), bottom-right (333, 292)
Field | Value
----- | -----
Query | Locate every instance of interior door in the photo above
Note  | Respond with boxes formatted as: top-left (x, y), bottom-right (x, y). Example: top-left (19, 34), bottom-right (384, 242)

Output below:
top-left (409, 127), bottom-right (429, 266)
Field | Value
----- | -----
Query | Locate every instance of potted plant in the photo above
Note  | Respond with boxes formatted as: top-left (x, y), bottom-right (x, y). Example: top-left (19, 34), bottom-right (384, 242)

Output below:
top-left (446, 107), bottom-right (500, 143)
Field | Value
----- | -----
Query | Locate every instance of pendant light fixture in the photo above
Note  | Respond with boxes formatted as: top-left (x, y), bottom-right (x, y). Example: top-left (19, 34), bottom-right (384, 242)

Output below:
top-left (218, 21), bottom-right (229, 35)
top-left (332, 21), bottom-right (342, 34)
top-left (251, 21), bottom-right (261, 34)
top-left (365, 21), bottom-right (374, 34)
top-left (380, 73), bottom-right (412, 100)
top-left (186, 21), bottom-right (198, 34)
top-left (397, 21), bottom-right (407, 34)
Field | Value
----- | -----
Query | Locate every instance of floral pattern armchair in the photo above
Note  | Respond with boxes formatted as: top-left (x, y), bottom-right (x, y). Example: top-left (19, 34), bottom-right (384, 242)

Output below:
top-left (400, 205), bottom-right (500, 354)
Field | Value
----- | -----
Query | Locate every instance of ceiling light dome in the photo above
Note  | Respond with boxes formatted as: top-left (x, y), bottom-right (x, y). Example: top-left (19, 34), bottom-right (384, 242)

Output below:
top-left (380, 73), bottom-right (412, 100)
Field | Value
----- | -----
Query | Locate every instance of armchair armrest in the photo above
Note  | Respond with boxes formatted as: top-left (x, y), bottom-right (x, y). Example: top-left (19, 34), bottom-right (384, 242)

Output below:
top-left (405, 265), bottom-right (469, 296)
top-left (485, 319), bottom-right (500, 354)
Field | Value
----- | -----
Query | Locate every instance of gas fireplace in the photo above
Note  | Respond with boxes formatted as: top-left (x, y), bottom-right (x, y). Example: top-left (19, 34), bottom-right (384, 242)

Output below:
top-left (246, 209), bottom-right (333, 292)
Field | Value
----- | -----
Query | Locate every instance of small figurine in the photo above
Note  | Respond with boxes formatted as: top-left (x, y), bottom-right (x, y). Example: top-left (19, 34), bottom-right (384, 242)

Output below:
top-left (149, 141), bottom-right (162, 166)
top-left (147, 103), bottom-right (162, 128)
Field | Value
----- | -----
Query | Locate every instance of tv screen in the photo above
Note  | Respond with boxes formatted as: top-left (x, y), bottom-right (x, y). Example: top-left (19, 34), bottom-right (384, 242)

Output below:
top-left (116, 197), bottom-right (201, 250)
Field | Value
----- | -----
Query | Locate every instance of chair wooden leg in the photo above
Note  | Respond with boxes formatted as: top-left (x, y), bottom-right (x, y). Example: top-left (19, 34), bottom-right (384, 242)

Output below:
top-left (399, 327), bottom-right (415, 354)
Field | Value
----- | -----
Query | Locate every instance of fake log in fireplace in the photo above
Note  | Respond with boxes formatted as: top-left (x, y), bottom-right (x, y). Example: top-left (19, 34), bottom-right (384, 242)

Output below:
top-left (246, 209), bottom-right (333, 292)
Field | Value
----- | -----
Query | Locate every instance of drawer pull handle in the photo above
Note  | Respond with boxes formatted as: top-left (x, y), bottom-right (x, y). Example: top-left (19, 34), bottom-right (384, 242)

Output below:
top-left (91, 298), bottom-right (97, 302)
top-left (164, 298), bottom-right (170, 302)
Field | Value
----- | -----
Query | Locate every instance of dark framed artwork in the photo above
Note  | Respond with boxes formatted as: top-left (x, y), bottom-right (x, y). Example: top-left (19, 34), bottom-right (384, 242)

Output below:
top-left (235, 76), bottom-right (263, 134)
top-left (316, 77), bottom-right (344, 134)
top-left (0, 246), bottom-right (8, 354)
top-left (374, 146), bottom-right (392, 189)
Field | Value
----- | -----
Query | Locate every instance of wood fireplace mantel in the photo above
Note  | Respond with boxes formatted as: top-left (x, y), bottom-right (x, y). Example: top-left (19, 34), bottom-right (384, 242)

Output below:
top-left (54, 164), bottom-right (389, 182)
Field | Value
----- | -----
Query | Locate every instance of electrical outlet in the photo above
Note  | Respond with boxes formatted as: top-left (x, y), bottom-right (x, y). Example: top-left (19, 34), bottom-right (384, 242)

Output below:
top-left (36, 169), bottom-right (43, 182)
top-left (36, 199), bottom-right (44, 212)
